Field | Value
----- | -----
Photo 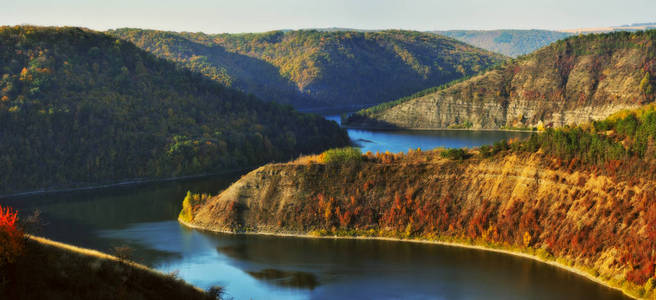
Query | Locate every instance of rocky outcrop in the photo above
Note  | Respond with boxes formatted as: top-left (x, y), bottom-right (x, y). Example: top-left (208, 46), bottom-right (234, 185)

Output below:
top-left (345, 31), bottom-right (656, 129)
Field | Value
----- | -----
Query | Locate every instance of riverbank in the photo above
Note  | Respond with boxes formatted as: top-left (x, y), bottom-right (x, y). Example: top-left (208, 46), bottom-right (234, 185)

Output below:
top-left (178, 219), bottom-right (638, 300)
top-left (0, 167), bottom-right (252, 200)
top-left (1, 235), bottom-right (219, 300)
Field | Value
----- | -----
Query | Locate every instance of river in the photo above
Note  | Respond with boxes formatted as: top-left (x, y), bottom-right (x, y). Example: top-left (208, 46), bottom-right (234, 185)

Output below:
top-left (1, 117), bottom-right (629, 300)
top-left (324, 114), bottom-right (532, 154)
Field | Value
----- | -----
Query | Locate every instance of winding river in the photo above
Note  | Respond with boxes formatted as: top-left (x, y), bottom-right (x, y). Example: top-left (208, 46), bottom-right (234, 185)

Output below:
top-left (1, 116), bottom-right (629, 300)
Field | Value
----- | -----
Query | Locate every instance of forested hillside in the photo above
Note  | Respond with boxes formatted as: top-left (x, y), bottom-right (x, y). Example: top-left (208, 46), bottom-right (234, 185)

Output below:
top-left (345, 30), bottom-right (656, 130)
top-left (183, 105), bottom-right (656, 299)
top-left (0, 26), bottom-right (349, 194)
top-left (109, 29), bottom-right (506, 108)
top-left (437, 29), bottom-right (572, 57)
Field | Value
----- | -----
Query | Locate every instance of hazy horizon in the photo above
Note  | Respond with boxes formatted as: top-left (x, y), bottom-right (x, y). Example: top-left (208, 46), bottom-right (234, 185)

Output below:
top-left (3, 0), bottom-right (656, 34)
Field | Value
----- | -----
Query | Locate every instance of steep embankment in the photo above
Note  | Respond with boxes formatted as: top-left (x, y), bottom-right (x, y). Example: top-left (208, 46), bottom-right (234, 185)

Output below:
top-left (1, 236), bottom-right (218, 300)
top-left (437, 29), bottom-right (572, 57)
top-left (345, 30), bottom-right (656, 130)
top-left (182, 107), bottom-right (656, 299)
top-left (109, 29), bottom-right (506, 108)
top-left (0, 26), bottom-right (349, 194)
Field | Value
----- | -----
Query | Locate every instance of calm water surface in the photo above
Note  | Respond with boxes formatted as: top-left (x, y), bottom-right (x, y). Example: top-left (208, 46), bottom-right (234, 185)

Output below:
top-left (1, 118), bottom-right (629, 300)
top-left (323, 114), bottom-right (531, 153)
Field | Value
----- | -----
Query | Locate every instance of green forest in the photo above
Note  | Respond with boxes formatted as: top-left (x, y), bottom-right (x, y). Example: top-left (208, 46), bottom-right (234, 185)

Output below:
top-left (0, 26), bottom-right (350, 194)
top-left (109, 29), bottom-right (506, 108)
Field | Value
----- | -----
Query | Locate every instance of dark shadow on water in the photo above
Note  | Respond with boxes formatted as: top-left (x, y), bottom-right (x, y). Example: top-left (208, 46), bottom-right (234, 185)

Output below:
top-left (247, 269), bottom-right (319, 290)
top-left (355, 138), bottom-right (375, 144)
top-left (216, 244), bottom-right (249, 261)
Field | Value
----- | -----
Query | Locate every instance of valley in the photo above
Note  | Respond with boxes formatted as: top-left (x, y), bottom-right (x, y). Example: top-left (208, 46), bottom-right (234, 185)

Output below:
top-left (0, 126), bottom-right (630, 299)
top-left (1, 10), bottom-right (655, 299)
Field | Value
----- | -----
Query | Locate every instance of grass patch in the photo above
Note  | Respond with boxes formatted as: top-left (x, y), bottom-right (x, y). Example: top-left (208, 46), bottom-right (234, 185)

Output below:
top-left (440, 148), bottom-right (472, 160)
top-left (321, 147), bottom-right (363, 164)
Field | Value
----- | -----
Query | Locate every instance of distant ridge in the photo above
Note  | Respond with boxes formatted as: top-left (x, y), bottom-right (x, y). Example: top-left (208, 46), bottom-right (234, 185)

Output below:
top-left (109, 29), bottom-right (505, 108)
top-left (560, 22), bottom-right (656, 34)
top-left (436, 29), bottom-right (572, 57)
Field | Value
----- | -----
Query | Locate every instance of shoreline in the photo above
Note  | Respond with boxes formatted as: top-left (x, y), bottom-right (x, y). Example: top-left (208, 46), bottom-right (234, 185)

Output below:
top-left (341, 124), bottom-right (537, 133)
top-left (0, 168), bottom-right (252, 200)
top-left (178, 219), bottom-right (638, 300)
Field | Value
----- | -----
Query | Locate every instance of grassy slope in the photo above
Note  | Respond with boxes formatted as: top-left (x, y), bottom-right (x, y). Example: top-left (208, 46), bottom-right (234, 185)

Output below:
top-left (0, 236), bottom-right (216, 300)
top-left (109, 29), bottom-right (507, 108)
top-left (183, 106), bottom-right (656, 299)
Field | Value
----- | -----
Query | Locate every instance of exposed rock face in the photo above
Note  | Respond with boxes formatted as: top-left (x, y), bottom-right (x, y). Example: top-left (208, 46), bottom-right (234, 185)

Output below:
top-left (346, 31), bottom-right (656, 129)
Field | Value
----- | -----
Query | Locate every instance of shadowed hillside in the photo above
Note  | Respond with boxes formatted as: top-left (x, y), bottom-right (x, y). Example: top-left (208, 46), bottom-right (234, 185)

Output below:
top-left (0, 26), bottom-right (349, 194)
top-left (0, 235), bottom-right (220, 300)
top-left (109, 29), bottom-right (506, 108)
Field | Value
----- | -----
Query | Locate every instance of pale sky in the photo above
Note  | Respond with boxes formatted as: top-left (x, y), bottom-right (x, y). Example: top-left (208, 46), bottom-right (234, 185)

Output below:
top-left (2, 0), bottom-right (655, 33)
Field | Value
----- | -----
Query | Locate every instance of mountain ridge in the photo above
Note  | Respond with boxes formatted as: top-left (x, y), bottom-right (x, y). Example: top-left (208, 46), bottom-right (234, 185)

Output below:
top-left (109, 28), bottom-right (506, 108)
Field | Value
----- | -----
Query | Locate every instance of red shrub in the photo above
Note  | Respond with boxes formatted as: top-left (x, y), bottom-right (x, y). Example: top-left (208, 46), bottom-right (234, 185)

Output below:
top-left (0, 205), bottom-right (24, 265)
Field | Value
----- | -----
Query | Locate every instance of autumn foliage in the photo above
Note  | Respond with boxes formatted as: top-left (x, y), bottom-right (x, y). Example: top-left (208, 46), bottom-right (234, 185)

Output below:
top-left (0, 205), bottom-right (24, 265)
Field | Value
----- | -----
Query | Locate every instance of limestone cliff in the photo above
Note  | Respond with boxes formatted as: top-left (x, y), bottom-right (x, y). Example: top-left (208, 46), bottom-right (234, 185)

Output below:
top-left (345, 30), bottom-right (656, 129)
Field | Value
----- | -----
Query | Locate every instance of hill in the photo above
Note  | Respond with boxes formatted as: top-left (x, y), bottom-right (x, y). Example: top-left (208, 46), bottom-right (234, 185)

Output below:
top-left (1, 235), bottom-right (220, 299)
top-left (437, 29), bottom-right (572, 57)
top-left (180, 105), bottom-right (656, 299)
top-left (0, 26), bottom-right (349, 194)
top-left (108, 29), bottom-right (506, 108)
top-left (344, 30), bottom-right (656, 130)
